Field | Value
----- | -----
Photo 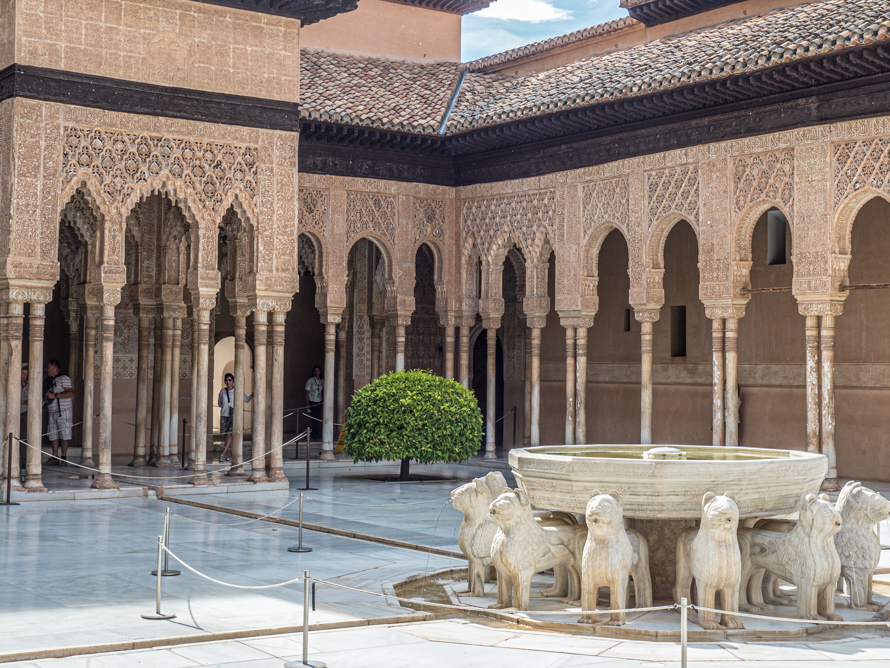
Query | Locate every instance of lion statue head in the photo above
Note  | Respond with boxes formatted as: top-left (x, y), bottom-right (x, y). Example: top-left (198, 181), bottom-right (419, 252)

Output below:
top-left (585, 490), bottom-right (625, 536)
top-left (700, 491), bottom-right (739, 537)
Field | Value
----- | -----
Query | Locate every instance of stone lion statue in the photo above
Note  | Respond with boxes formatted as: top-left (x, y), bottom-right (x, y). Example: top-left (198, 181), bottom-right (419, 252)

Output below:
top-left (579, 490), bottom-right (652, 626)
top-left (674, 492), bottom-right (744, 630)
top-left (835, 480), bottom-right (890, 611)
top-left (487, 488), bottom-right (587, 610)
top-left (739, 493), bottom-right (842, 621)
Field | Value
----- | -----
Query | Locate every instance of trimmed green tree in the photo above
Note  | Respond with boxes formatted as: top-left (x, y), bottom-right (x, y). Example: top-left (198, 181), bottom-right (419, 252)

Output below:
top-left (344, 370), bottom-right (483, 481)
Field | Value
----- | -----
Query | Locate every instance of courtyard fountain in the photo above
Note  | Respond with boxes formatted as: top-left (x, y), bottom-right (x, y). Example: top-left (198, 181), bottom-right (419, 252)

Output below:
top-left (428, 444), bottom-right (890, 639)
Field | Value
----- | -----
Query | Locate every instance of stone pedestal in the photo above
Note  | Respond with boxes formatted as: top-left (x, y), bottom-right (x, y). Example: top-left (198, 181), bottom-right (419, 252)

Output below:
top-left (631, 518), bottom-right (695, 601)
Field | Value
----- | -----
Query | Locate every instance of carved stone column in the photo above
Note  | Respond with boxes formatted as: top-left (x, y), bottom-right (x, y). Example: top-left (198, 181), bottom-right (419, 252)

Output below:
top-left (148, 316), bottom-right (162, 465)
top-left (190, 295), bottom-right (215, 486)
top-left (169, 313), bottom-right (184, 463)
top-left (575, 320), bottom-right (591, 444)
top-left (250, 309), bottom-right (269, 482)
top-left (636, 309), bottom-right (660, 446)
top-left (336, 318), bottom-right (347, 428)
top-left (524, 327), bottom-right (531, 446)
top-left (724, 317), bottom-right (740, 447)
top-left (442, 318), bottom-right (455, 380)
top-left (155, 313), bottom-right (174, 466)
top-left (458, 320), bottom-right (471, 388)
top-left (228, 303), bottom-right (250, 476)
top-left (92, 292), bottom-right (120, 490)
top-left (708, 315), bottom-right (725, 446)
top-left (820, 313), bottom-right (839, 491)
top-left (81, 307), bottom-right (98, 467)
top-left (804, 314), bottom-right (820, 455)
top-left (392, 313), bottom-right (411, 372)
top-left (66, 301), bottom-right (80, 432)
top-left (187, 314), bottom-right (199, 469)
top-left (563, 324), bottom-right (576, 445)
top-left (2, 294), bottom-right (25, 490)
top-left (269, 306), bottom-right (289, 482)
top-left (529, 322), bottom-right (543, 447)
top-left (26, 293), bottom-right (51, 491)
top-left (131, 309), bottom-right (153, 467)
top-left (484, 322), bottom-right (499, 460)
top-left (0, 302), bottom-right (8, 457)
top-left (321, 318), bottom-right (338, 460)
top-left (370, 319), bottom-right (383, 379)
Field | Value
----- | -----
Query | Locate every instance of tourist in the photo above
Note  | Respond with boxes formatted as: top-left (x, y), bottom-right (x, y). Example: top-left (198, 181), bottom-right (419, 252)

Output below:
top-left (218, 373), bottom-right (253, 462)
top-left (305, 366), bottom-right (323, 441)
top-left (44, 360), bottom-right (74, 466)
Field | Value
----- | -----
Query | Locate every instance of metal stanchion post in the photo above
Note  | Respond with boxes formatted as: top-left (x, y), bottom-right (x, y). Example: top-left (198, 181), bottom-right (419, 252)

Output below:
top-left (142, 536), bottom-right (176, 620)
top-left (182, 419), bottom-right (188, 469)
top-left (151, 508), bottom-right (181, 576)
top-left (680, 597), bottom-right (688, 668)
top-left (298, 429), bottom-right (316, 491)
top-left (1, 433), bottom-right (20, 506)
top-left (288, 493), bottom-right (312, 553)
top-left (284, 570), bottom-right (325, 668)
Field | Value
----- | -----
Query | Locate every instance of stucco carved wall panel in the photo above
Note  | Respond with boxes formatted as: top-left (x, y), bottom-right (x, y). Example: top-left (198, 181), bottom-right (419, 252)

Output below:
top-left (581, 177), bottom-right (629, 242)
top-left (299, 188), bottom-right (329, 235)
top-left (414, 197), bottom-right (447, 245)
top-left (646, 164), bottom-right (699, 230)
top-left (461, 190), bottom-right (557, 263)
top-left (833, 138), bottom-right (890, 213)
top-left (346, 191), bottom-right (397, 246)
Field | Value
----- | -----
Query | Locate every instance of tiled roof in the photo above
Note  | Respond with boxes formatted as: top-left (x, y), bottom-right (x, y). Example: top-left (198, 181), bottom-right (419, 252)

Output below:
top-left (383, 0), bottom-right (493, 14)
top-left (447, 0), bottom-right (890, 132)
top-left (466, 17), bottom-right (639, 73)
top-left (300, 49), bottom-right (463, 134)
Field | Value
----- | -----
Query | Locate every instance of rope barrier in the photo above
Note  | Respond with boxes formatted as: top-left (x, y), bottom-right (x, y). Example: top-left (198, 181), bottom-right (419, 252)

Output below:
top-left (172, 494), bottom-right (306, 527)
top-left (162, 545), bottom-right (305, 590)
top-left (303, 496), bottom-right (453, 508)
top-left (691, 604), bottom-right (890, 627)
top-left (16, 433), bottom-right (304, 481)
top-left (301, 412), bottom-right (345, 427)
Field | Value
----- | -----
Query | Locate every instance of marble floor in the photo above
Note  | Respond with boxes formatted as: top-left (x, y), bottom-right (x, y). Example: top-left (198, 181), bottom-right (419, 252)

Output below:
top-left (2, 462), bottom-right (889, 667)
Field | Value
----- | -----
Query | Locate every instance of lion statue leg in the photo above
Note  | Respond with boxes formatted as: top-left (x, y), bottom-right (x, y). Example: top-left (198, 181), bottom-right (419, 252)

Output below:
top-left (818, 583), bottom-right (843, 622)
top-left (696, 581), bottom-right (722, 630)
top-left (719, 583), bottom-right (745, 629)
top-left (488, 568), bottom-right (513, 609)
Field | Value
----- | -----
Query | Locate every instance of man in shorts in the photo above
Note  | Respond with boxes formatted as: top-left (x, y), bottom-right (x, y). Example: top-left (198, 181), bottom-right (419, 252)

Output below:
top-left (45, 359), bottom-right (74, 466)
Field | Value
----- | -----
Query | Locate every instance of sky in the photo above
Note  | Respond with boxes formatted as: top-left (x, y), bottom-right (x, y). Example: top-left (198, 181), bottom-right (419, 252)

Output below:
top-left (461, 0), bottom-right (629, 62)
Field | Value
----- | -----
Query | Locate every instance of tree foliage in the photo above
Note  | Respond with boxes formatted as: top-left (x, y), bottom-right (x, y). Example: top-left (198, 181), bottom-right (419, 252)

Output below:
top-left (344, 370), bottom-right (483, 476)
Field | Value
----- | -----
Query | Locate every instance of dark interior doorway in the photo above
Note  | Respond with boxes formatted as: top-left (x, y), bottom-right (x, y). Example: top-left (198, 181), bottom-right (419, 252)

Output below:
top-left (472, 331), bottom-right (504, 451)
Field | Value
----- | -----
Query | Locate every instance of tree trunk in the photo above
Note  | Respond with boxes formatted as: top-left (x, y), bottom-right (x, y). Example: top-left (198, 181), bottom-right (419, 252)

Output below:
top-left (399, 457), bottom-right (410, 481)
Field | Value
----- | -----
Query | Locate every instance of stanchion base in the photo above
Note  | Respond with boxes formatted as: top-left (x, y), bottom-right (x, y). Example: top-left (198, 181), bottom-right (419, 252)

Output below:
top-left (296, 487), bottom-right (318, 491)
top-left (0, 502), bottom-right (20, 506)
top-left (287, 547), bottom-right (312, 553)
top-left (141, 613), bottom-right (176, 620)
top-left (151, 570), bottom-right (181, 576)
top-left (283, 660), bottom-right (326, 668)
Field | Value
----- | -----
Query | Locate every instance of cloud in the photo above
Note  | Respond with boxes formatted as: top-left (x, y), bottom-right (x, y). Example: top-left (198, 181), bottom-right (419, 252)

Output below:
top-left (474, 0), bottom-right (573, 23)
top-left (461, 27), bottom-right (531, 61)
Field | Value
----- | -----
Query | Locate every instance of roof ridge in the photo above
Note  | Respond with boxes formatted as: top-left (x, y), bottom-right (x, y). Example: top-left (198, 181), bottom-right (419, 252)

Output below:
top-left (465, 16), bottom-right (640, 72)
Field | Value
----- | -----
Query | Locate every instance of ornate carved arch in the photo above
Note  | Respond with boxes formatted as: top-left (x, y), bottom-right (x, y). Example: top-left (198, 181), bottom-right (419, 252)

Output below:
top-left (347, 233), bottom-right (393, 281)
top-left (583, 222), bottom-right (628, 277)
top-left (733, 199), bottom-right (794, 263)
top-left (298, 231), bottom-right (324, 277)
top-left (833, 188), bottom-right (890, 256)
top-left (646, 214), bottom-right (699, 271)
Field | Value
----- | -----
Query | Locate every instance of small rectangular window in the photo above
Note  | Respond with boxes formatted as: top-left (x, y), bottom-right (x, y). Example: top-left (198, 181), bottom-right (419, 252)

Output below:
top-left (623, 308), bottom-right (631, 332)
top-left (671, 305), bottom-right (687, 358)
top-left (767, 210), bottom-right (787, 266)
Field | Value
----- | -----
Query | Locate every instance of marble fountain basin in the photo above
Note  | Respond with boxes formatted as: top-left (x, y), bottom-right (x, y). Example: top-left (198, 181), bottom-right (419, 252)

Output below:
top-left (509, 444), bottom-right (827, 520)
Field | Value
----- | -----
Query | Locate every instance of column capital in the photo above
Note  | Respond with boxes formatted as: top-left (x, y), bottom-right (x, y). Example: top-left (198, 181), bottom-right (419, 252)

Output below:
top-left (703, 303), bottom-right (747, 320)
top-left (1, 284), bottom-right (52, 305)
top-left (633, 307), bottom-right (661, 323)
top-left (526, 316), bottom-right (546, 329)
top-left (318, 308), bottom-right (343, 326)
top-left (229, 299), bottom-right (253, 319)
top-left (84, 283), bottom-right (121, 308)
top-left (253, 294), bottom-right (292, 314)
top-left (132, 301), bottom-right (158, 319)
top-left (162, 301), bottom-right (188, 319)
top-left (439, 312), bottom-right (457, 328)
top-left (558, 313), bottom-right (594, 329)
top-left (191, 292), bottom-right (217, 320)
top-left (522, 295), bottom-right (549, 319)
top-left (389, 312), bottom-right (412, 328)
top-left (796, 297), bottom-right (845, 317)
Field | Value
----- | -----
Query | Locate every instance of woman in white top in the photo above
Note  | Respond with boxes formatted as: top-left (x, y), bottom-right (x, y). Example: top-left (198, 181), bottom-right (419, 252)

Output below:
top-left (218, 373), bottom-right (253, 462)
top-left (305, 366), bottom-right (323, 441)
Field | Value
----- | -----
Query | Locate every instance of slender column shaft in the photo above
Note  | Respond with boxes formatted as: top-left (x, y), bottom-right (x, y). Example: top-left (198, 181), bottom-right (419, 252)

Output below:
top-left (191, 308), bottom-right (212, 485)
top-left (724, 317), bottom-right (740, 446)
top-left (530, 327), bottom-right (541, 447)
top-left (67, 311), bottom-right (79, 437)
top-left (575, 326), bottom-right (588, 445)
top-left (268, 310), bottom-right (287, 481)
top-left (640, 320), bottom-right (653, 445)
top-left (92, 305), bottom-right (118, 489)
top-left (394, 324), bottom-right (406, 372)
top-left (564, 326), bottom-right (576, 445)
top-left (249, 311), bottom-right (268, 482)
top-left (805, 315), bottom-right (820, 455)
top-left (444, 325), bottom-right (455, 380)
top-left (711, 318), bottom-right (725, 446)
top-left (264, 342), bottom-right (273, 473)
top-left (484, 327), bottom-right (497, 460)
top-left (3, 302), bottom-right (24, 489)
top-left (149, 317), bottom-right (163, 464)
top-left (524, 327), bottom-right (531, 446)
top-left (25, 303), bottom-right (47, 490)
top-left (458, 325), bottom-right (470, 388)
top-left (321, 322), bottom-right (337, 460)
top-left (820, 314), bottom-right (839, 490)
top-left (131, 316), bottom-right (151, 466)
top-left (370, 326), bottom-right (381, 379)
top-left (0, 302), bottom-right (8, 461)
top-left (156, 315), bottom-right (174, 465)
top-left (336, 324), bottom-right (346, 426)
top-left (188, 318), bottom-right (199, 468)
top-left (229, 314), bottom-right (247, 475)
top-left (81, 312), bottom-right (97, 466)
top-left (168, 317), bottom-right (182, 462)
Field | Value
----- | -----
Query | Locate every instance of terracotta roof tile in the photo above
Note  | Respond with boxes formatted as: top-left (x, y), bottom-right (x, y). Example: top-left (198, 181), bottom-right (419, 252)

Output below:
top-left (447, 0), bottom-right (890, 132)
top-left (300, 48), bottom-right (463, 134)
